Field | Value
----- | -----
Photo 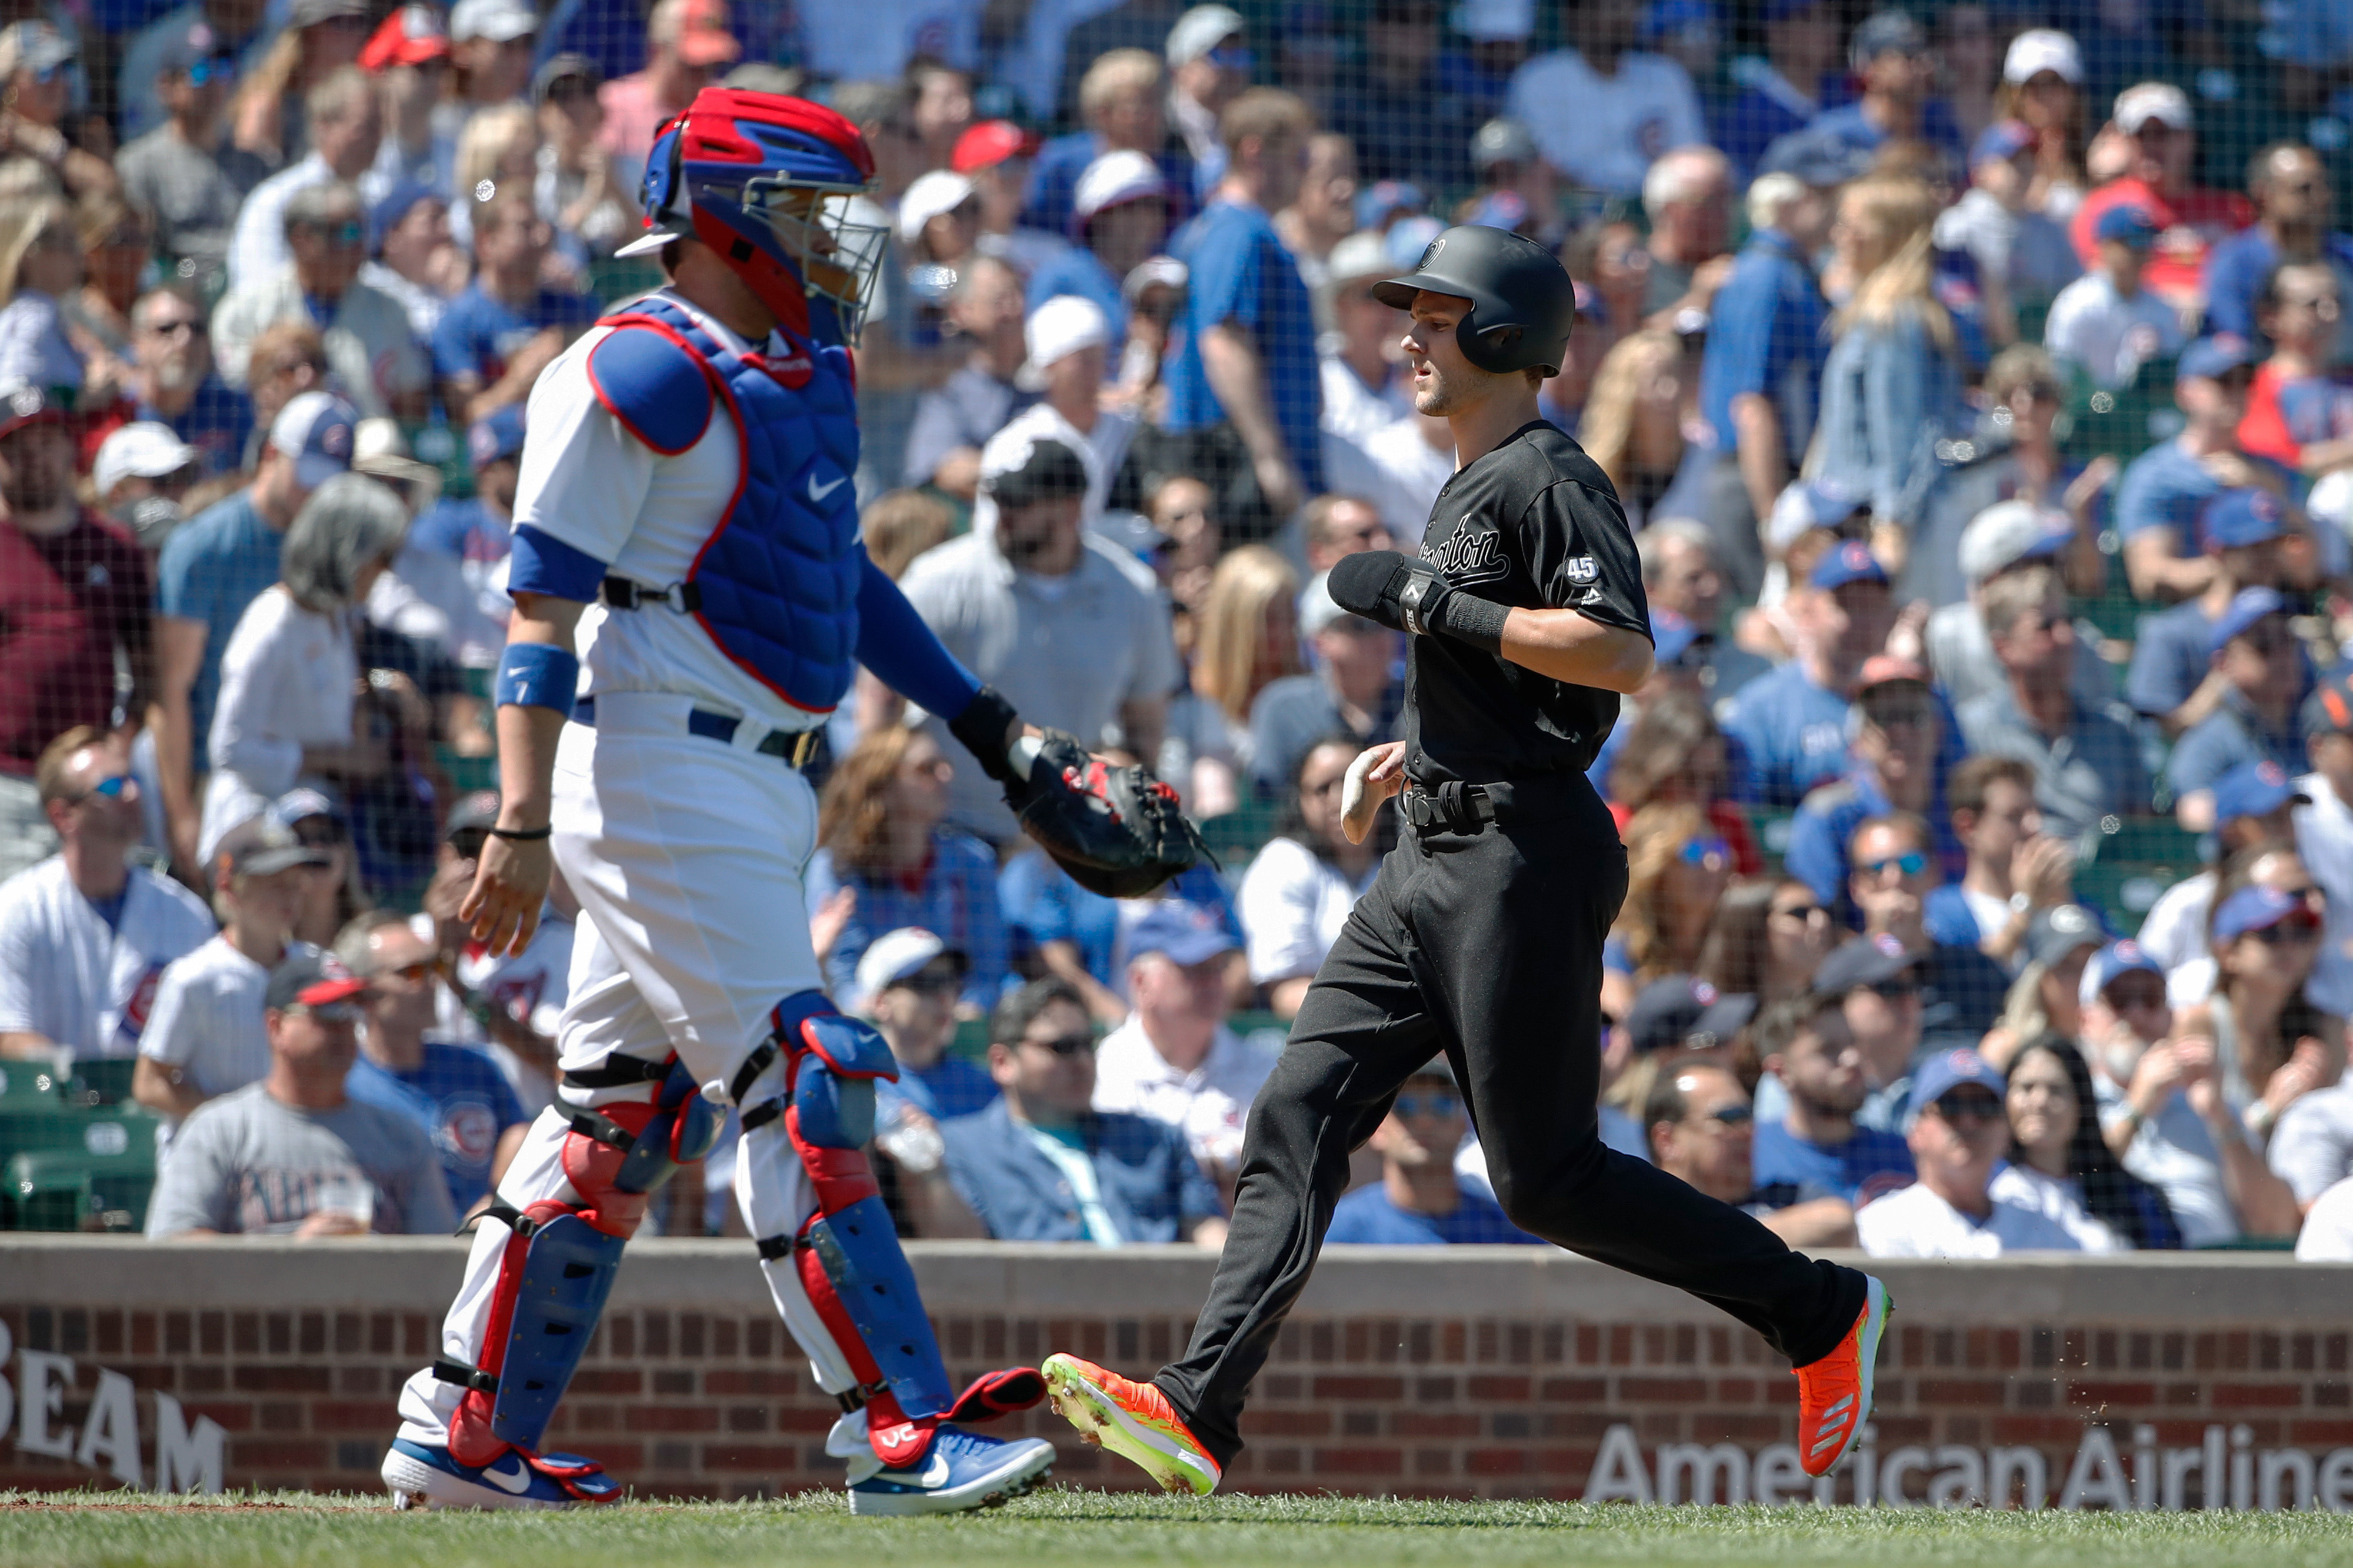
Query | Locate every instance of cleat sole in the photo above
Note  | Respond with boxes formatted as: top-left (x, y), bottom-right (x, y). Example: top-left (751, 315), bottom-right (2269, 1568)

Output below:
top-left (1041, 1356), bottom-right (1217, 1497)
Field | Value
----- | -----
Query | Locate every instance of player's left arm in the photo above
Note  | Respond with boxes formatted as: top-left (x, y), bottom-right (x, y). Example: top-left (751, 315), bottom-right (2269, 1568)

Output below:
top-left (855, 551), bottom-right (1035, 772)
top-left (1327, 479), bottom-right (1655, 694)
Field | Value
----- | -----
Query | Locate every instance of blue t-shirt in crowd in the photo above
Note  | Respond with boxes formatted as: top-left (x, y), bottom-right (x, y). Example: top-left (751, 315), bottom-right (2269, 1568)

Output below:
top-left (939, 1100), bottom-right (1222, 1244)
top-left (345, 1039), bottom-right (526, 1216)
top-left (1027, 244), bottom-right (1128, 344)
top-left (1161, 199), bottom-right (1325, 493)
top-left (2164, 694), bottom-right (2307, 798)
top-left (1784, 765), bottom-right (1964, 923)
top-left (136, 375), bottom-right (254, 478)
top-left (154, 488), bottom-right (283, 774)
top-left (897, 1053), bottom-right (1001, 1123)
top-left (806, 829), bottom-right (1011, 1013)
top-left (2125, 596), bottom-right (2216, 717)
top-left (1326, 1182), bottom-right (1545, 1245)
top-left (2114, 442), bottom-right (2299, 556)
top-left (1801, 99), bottom-right (1969, 176)
top-left (1749, 1116), bottom-right (1916, 1207)
top-left (429, 282), bottom-right (599, 386)
top-left (1721, 659), bottom-right (1852, 808)
top-left (2201, 226), bottom-right (2353, 345)
top-left (998, 849), bottom-right (1240, 989)
top-left (1700, 229), bottom-right (1828, 464)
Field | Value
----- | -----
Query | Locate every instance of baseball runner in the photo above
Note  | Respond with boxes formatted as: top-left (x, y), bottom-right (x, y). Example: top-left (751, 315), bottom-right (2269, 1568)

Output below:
top-left (381, 88), bottom-right (1205, 1515)
top-left (1039, 227), bottom-right (1893, 1494)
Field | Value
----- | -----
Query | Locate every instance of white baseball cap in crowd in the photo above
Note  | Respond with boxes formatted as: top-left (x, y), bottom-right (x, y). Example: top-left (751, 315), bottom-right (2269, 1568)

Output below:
top-left (1324, 229), bottom-right (1395, 289)
top-left (2114, 81), bottom-right (2192, 134)
top-left (449, 0), bottom-right (536, 44)
top-left (268, 390), bottom-right (359, 489)
top-left (92, 421), bottom-right (198, 502)
top-left (2002, 28), bottom-right (2082, 85)
top-left (1017, 294), bottom-right (1111, 391)
top-left (897, 169), bottom-right (977, 247)
top-left (1958, 499), bottom-right (2072, 586)
top-left (1073, 149), bottom-right (1168, 225)
top-left (1449, 0), bottom-right (1532, 43)
top-left (853, 927), bottom-right (966, 1007)
top-left (1165, 4), bottom-right (1244, 66)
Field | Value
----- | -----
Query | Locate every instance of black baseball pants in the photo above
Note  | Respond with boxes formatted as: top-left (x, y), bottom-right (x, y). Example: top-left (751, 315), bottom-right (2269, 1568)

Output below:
top-left (1153, 772), bottom-right (1868, 1467)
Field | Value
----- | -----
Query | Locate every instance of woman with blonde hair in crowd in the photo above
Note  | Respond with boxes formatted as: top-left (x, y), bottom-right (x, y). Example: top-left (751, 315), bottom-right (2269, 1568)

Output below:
top-left (449, 103), bottom-right (545, 256)
top-left (1165, 544), bottom-right (1300, 817)
top-left (1577, 329), bottom-right (1704, 529)
top-left (0, 192), bottom-right (86, 398)
top-left (1812, 172), bottom-right (1966, 577)
top-left (1604, 800), bottom-right (1735, 1022)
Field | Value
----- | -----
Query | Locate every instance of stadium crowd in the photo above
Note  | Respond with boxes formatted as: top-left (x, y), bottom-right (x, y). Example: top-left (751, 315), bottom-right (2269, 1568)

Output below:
top-left (3, 0), bottom-right (2353, 1260)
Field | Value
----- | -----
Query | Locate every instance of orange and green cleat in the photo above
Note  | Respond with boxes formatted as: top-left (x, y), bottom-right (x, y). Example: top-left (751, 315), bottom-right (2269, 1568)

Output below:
top-left (1794, 1274), bottom-right (1892, 1478)
top-left (1040, 1353), bottom-right (1221, 1497)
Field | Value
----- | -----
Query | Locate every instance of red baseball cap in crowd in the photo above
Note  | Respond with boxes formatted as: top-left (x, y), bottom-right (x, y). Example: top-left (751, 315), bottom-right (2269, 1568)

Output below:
top-left (953, 119), bottom-right (1041, 174)
top-left (360, 4), bottom-right (449, 68)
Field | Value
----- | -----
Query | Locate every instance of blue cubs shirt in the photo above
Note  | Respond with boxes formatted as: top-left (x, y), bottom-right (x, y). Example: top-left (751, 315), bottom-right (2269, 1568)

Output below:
top-left (429, 282), bottom-right (599, 386)
top-left (346, 1040), bottom-right (526, 1215)
top-left (1325, 1182), bottom-right (1545, 1245)
top-left (1750, 1117), bottom-right (1916, 1207)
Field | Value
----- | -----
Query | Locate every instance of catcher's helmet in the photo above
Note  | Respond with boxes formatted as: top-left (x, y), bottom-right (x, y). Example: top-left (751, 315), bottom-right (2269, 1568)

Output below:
top-left (1372, 224), bottom-right (1578, 377)
top-left (618, 88), bottom-right (889, 345)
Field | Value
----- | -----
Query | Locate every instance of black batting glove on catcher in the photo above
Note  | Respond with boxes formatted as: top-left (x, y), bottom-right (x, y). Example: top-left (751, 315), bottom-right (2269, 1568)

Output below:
top-left (1327, 549), bottom-right (1511, 655)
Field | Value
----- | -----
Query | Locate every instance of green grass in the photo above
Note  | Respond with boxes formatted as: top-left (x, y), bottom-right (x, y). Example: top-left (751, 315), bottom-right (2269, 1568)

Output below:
top-left (2, 1488), bottom-right (2351, 1568)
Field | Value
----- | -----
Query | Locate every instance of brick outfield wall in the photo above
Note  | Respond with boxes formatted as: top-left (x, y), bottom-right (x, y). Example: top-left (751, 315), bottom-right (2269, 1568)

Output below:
top-left (2, 1242), bottom-right (2352, 1504)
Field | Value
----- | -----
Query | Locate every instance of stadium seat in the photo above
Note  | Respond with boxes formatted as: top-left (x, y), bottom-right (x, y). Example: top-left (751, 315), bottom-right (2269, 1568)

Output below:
top-left (4, 1148), bottom-right (155, 1233)
top-left (0, 1060), bottom-right (65, 1105)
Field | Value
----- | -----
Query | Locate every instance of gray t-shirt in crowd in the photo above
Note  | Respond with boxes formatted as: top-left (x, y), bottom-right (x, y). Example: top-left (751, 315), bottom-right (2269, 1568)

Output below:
top-left (2268, 1083), bottom-right (2353, 1206)
top-left (2091, 1072), bottom-right (2238, 1247)
top-left (144, 1082), bottom-right (459, 1237)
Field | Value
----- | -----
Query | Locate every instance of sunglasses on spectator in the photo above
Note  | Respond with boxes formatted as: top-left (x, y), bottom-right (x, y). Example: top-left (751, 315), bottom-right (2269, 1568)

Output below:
top-left (2216, 369), bottom-right (2258, 391)
top-left (187, 55), bottom-right (236, 86)
top-left (1680, 836), bottom-right (1731, 869)
top-left (892, 968), bottom-right (961, 997)
top-left (2251, 913), bottom-right (2324, 945)
top-left (1690, 1102), bottom-right (1753, 1127)
top-left (1021, 1032), bottom-right (1096, 1057)
top-left (1862, 851), bottom-right (1927, 878)
top-left (69, 774), bottom-right (136, 804)
top-left (1394, 1091), bottom-right (1463, 1120)
top-left (146, 316), bottom-right (206, 338)
top-left (300, 221), bottom-right (366, 248)
top-left (1771, 902), bottom-right (1827, 923)
top-left (1865, 978), bottom-right (1919, 1000)
top-left (1930, 1090), bottom-right (2004, 1127)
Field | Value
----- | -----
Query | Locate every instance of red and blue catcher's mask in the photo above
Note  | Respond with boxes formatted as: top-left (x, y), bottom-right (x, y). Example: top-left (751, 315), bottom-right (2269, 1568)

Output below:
top-left (616, 88), bottom-right (889, 344)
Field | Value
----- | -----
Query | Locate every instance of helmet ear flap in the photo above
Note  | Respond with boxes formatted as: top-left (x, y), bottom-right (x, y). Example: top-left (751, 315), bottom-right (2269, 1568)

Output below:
top-left (1459, 315), bottom-right (1522, 375)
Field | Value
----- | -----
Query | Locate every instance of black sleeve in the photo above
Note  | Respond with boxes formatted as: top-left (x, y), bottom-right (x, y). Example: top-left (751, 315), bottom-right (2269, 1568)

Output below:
top-left (1517, 478), bottom-right (1651, 642)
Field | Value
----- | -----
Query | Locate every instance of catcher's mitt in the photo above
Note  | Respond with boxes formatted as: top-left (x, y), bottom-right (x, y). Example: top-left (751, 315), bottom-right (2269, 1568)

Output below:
top-left (1003, 730), bottom-right (1215, 898)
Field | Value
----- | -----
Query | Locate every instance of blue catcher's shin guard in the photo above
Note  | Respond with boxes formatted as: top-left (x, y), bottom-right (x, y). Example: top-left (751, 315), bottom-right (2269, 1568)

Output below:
top-left (438, 1056), bottom-right (725, 1481)
top-left (740, 1002), bottom-right (961, 1468)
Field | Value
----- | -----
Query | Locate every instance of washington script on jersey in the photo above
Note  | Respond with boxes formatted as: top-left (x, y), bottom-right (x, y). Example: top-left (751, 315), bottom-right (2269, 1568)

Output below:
top-left (1581, 1421), bottom-right (2353, 1511)
top-left (1419, 522), bottom-right (1509, 586)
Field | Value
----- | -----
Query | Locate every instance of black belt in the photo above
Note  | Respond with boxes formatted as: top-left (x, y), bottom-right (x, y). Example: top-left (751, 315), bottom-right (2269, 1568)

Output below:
top-left (601, 575), bottom-right (701, 613)
top-left (570, 696), bottom-right (819, 767)
top-left (1402, 780), bottom-right (1509, 833)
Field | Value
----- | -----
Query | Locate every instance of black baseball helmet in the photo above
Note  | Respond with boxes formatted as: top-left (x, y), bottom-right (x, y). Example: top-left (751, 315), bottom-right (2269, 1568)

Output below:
top-left (1372, 224), bottom-right (1578, 378)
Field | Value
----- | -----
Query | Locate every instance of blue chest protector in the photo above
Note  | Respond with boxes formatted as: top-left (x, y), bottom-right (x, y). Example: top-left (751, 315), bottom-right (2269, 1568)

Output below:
top-left (584, 292), bottom-right (862, 712)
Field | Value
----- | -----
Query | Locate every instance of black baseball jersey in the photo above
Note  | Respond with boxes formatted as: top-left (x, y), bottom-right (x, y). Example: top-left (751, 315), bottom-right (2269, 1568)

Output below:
top-left (1403, 420), bottom-right (1651, 785)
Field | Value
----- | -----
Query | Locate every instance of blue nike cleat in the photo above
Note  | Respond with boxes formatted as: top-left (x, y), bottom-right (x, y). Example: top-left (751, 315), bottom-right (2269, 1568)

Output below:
top-left (843, 1423), bottom-right (1056, 1516)
top-left (381, 1437), bottom-right (622, 1510)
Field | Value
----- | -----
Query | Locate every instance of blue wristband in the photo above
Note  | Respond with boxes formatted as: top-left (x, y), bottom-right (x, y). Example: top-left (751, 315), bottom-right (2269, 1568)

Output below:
top-left (494, 642), bottom-right (581, 713)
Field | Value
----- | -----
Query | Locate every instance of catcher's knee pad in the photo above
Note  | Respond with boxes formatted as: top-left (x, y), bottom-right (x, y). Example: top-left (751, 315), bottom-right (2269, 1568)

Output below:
top-left (741, 996), bottom-right (954, 1466)
top-left (436, 1056), bottom-right (725, 1467)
